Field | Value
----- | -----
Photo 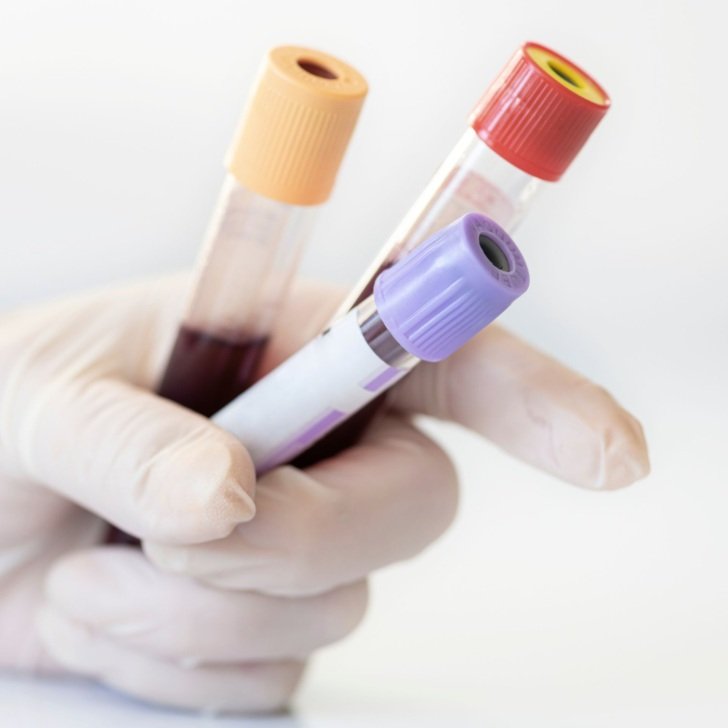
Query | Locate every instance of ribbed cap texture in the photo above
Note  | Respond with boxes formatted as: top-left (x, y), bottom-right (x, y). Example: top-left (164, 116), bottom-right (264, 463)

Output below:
top-left (374, 214), bottom-right (529, 362)
top-left (471, 42), bottom-right (609, 181)
top-left (226, 46), bottom-right (368, 205)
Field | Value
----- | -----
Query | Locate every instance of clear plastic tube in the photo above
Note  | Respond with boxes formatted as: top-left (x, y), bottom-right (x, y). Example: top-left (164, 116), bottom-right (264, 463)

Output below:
top-left (292, 131), bottom-right (543, 467)
top-left (156, 175), bottom-right (317, 416)
top-left (184, 176), bottom-right (316, 339)
top-left (154, 45), bottom-right (367, 417)
top-left (334, 128), bottom-right (540, 315)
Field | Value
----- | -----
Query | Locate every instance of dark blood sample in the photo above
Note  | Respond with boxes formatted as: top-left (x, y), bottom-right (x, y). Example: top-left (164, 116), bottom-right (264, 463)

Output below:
top-left (157, 326), bottom-right (269, 418)
top-left (107, 326), bottom-right (268, 546)
top-left (293, 397), bottom-right (385, 468)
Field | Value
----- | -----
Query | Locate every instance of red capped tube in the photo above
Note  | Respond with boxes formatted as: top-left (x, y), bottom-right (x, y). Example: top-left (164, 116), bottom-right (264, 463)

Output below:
top-left (295, 41), bottom-right (610, 467)
top-left (472, 42), bottom-right (610, 181)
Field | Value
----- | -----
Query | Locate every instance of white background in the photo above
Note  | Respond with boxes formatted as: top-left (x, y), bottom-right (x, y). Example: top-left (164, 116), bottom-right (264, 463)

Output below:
top-left (1, 0), bottom-right (727, 725)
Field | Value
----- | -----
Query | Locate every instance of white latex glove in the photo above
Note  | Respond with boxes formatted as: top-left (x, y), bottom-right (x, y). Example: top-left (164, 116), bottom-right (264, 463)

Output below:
top-left (0, 275), bottom-right (649, 713)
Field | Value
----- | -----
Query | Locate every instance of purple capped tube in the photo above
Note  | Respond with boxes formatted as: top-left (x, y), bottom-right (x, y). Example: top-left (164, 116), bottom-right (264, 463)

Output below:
top-left (212, 213), bottom-right (529, 474)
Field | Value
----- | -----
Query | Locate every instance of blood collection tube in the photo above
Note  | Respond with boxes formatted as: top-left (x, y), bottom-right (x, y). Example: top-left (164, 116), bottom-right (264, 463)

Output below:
top-left (157, 46), bottom-right (368, 416)
top-left (108, 47), bottom-right (366, 545)
top-left (213, 213), bottom-right (529, 474)
top-left (294, 41), bottom-right (609, 466)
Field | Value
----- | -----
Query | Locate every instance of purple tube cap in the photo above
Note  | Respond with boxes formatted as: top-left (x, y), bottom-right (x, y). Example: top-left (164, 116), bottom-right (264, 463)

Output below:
top-left (373, 213), bottom-right (529, 362)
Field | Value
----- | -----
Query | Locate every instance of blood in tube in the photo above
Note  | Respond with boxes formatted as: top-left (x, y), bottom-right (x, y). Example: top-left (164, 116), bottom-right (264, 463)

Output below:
top-left (157, 327), bottom-right (269, 417)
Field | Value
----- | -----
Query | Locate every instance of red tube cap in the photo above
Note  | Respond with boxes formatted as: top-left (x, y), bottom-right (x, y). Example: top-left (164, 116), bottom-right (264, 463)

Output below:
top-left (471, 42), bottom-right (610, 181)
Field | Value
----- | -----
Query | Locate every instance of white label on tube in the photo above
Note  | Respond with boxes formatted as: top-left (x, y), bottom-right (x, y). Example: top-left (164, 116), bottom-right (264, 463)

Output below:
top-left (212, 309), bottom-right (407, 473)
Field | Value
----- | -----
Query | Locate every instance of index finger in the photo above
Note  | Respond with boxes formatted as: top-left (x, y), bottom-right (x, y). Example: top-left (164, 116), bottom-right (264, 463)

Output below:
top-left (389, 325), bottom-right (649, 490)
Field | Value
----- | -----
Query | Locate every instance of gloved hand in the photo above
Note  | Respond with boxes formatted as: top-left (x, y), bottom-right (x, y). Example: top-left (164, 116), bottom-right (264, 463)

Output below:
top-left (0, 275), bottom-right (649, 713)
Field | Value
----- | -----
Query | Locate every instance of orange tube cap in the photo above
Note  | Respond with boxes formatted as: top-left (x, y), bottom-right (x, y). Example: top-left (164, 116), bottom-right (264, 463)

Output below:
top-left (226, 46), bottom-right (368, 206)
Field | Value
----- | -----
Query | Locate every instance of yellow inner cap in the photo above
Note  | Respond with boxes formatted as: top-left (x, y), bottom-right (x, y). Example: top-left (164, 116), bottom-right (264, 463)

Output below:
top-left (526, 45), bottom-right (606, 104)
top-left (226, 46), bottom-right (368, 206)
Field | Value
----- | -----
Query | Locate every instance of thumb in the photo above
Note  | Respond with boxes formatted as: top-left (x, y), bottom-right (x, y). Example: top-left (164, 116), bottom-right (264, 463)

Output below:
top-left (2, 375), bottom-right (255, 545)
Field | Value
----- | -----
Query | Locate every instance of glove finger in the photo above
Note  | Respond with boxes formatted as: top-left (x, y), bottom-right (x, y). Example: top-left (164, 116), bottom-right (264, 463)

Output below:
top-left (44, 547), bottom-right (368, 662)
top-left (1, 377), bottom-right (255, 544)
top-left (0, 486), bottom-right (103, 674)
top-left (146, 414), bottom-right (458, 596)
top-left (37, 605), bottom-right (304, 713)
top-left (0, 276), bottom-right (188, 393)
top-left (0, 277), bottom-right (255, 545)
top-left (389, 325), bottom-right (649, 490)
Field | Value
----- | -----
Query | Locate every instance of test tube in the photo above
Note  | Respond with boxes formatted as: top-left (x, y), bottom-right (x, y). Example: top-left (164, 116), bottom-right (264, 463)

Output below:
top-left (294, 41), bottom-right (609, 466)
top-left (213, 214), bottom-right (529, 473)
top-left (107, 47), bottom-right (366, 546)
top-left (157, 46), bottom-right (368, 416)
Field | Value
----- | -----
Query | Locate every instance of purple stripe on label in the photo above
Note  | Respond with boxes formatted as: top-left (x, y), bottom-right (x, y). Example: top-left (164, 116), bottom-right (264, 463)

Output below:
top-left (362, 366), bottom-right (402, 393)
top-left (257, 409), bottom-right (347, 474)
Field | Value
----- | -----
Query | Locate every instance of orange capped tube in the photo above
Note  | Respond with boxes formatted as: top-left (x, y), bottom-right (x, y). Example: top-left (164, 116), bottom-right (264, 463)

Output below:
top-left (157, 46), bottom-right (368, 416)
